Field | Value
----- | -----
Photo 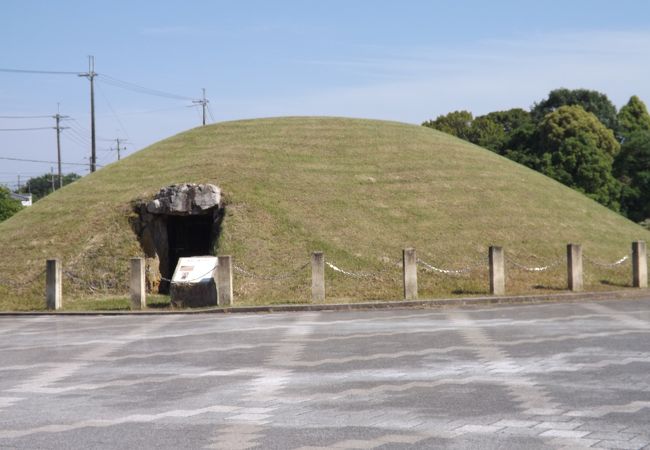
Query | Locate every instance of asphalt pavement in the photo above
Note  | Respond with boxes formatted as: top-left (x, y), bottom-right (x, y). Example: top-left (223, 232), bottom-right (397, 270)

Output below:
top-left (2, 298), bottom-right (650, 449)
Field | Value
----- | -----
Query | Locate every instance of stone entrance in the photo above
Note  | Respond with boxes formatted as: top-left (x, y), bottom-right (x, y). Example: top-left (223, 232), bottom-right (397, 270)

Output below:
top-left (132, 183), bottom-right (224, 293)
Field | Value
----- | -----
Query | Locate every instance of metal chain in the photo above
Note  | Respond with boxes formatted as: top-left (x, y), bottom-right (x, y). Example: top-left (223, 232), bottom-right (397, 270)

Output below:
top-left (0, 269), bottom-right (45, 290)
top-left (507, 257), bottom-right (564, 272)
top-left (64, 270), bottom-right (124, 292)
top-left (234, 262), bottom-right (310, 281)
top-left (325, 261), bottom-right (381, 279)
top-left (417, 258), bottom-right (484, 275)
top-left (584, 254), bottom-right (630, 268)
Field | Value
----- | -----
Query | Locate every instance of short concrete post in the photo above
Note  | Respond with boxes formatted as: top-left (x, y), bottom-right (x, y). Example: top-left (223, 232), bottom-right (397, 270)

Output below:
top-left (217, 255), bottom-right (233, 306)
top-left (403, 248), bottom-right (418, 300)
top-left (632, 241), bottom-right (647, 288)
top-left (567, 244), bottom-right (583, 292)
top-left (311, 252), bottom-right (325, 302)
top-left (130, 257), bottom-right (146, 310)
top-left (46, 259), bottom-right (62, 310)
top-left (489, 246), bottom-right (505, 296)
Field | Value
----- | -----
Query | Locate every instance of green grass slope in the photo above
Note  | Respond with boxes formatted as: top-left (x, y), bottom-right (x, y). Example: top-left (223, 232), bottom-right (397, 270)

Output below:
top-left (1, 117), bottom-right (648, 310)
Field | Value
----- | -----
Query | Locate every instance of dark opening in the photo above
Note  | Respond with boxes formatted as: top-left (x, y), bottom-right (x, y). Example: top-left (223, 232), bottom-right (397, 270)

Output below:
top-left (167, 215), bottom-right (213, 276)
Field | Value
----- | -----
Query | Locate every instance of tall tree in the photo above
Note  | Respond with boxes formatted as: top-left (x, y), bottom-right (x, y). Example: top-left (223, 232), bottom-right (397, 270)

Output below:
top-left (531, 88), bottom-right (618, 130)
top-left (0, 186), bottom-right (22, 222)
top-left (617, 95), bottom-right (650, 140)
top-left (614, 130), bottom-right (650, 221)
top-left (538, 105), bottom-right (621, 209)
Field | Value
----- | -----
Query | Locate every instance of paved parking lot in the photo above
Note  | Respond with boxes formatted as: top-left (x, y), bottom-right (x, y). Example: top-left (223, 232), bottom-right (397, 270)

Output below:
top-left (2, 298), bottom-right (650, 449)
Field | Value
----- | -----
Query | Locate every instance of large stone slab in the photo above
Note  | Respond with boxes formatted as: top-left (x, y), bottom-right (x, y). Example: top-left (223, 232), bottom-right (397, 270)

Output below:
top-left (146, 183), bottom-right (221, 216)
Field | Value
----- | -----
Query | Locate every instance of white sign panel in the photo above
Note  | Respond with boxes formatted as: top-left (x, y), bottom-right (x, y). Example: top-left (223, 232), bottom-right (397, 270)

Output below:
top-left (171, 256), bottom-right (218, 283)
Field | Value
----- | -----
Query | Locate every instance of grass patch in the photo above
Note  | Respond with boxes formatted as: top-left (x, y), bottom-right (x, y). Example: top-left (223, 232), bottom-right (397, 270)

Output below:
top-left (1, 117), bottom-right (649, 310)
top-left (62, 294), bottom-right (172, 311)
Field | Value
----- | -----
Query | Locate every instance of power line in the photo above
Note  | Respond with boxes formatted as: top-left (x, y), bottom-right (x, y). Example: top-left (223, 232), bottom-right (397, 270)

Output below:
top-left (0, 68), bottom-right (80, 75)
top-left (66, 117), bottom-right (110, 141)
top-left (98, 74), bottom-right (194, 101)
top-left (66, 124), bottom-right (92, 144)
top-left (116, 105), bottom-right (190, 116)
top-left (96, 82), bottom-right (131, 140)
top-left (0, 114), bottom-right (52, 119)
top-left (62, 134), bottom-right (88, 150)
top-left (0, 126), bottom-right (52, 131)
top-left (0, 156), bottom-right (101, 167)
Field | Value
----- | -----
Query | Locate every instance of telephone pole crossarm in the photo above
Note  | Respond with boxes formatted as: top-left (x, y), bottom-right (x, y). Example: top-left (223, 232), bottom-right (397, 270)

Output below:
top-left (192, 88), bottom-right (209, 126)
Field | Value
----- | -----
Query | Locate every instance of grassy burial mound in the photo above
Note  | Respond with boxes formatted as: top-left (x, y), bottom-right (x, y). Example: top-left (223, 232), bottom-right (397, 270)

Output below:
top-left (1, 116), bottom-right (649, 310)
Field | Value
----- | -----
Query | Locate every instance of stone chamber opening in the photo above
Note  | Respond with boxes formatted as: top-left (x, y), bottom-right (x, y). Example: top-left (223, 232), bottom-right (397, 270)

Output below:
top-left (167, 215), bottom-right (213, 277)
top-left (131, 183), bottom-right (224, 294)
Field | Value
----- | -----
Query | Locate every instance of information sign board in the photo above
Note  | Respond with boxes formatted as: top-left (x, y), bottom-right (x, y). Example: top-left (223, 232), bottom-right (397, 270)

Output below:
top-left (171, 256), bottom-right (218, 283)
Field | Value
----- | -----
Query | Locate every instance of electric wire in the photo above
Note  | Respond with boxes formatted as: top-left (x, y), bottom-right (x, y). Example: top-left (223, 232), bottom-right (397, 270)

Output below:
top-left (62, 132), bottom-right (90, 149)
top-left (0, 156), bottom-right (101, 167)
top-left (66, 123), bottom-right (93, 145)
top-left (0, 127), bottom-right (52, 131)
top-left (0, 68), bottom-right (80, 75)
top-left (95, 82), bottom-right (131, 140)
top-left (97, 74), bottom-right (194, 101)
top-left (0, 114), bottom-right (52, 119)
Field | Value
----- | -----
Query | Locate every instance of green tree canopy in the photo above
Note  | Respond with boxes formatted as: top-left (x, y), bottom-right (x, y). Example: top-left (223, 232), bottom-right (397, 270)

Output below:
top-left (617, 95), bottom-right (650, 140)
top-left (18, 173), bottom-right (81, 201)
top-left (483, 108), bottom-right (532, 134)
top-left (614, 130), bottom-right (650, 221)
top-left (422, 110), bottom-right (473, 140)
top-left (422, 111), bottom-right (507, 153)
top-left (0, 186), bottom-right (22, 222)
top-left (466, 116), bottom-right (506, 153)
top-left (476, 108), bottom-right (534, 155)
top-left (532, 88), bottom-right (618, 130)
top-left (538, 105), bottom-right (621, 209)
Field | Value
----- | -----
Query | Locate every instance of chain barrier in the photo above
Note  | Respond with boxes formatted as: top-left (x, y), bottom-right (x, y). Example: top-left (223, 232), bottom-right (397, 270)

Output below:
top-left (417, 258), bottom-right (484, 276)
top-left (325, 261), bottom-right (382, 279)
top-left (64, 270), bottom-right (123, 293)
top-left (507, 257), bottom-right (564, 272)
top-left (234, 262), bottom-right (310, 281)
top-left (584, 254), bottom-right (629, 268)
top-left (0, 269), bottom-right (45, 290)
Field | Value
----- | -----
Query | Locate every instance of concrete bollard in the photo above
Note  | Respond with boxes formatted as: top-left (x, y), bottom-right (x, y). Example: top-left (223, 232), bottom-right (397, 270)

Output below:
top-left (311, 252), bottom-right (325, 302)
top-left (46, 259), bottom-right (62, 310)
top-left (130, 257), bottom-right (146, 310)
top-left (217, 255), bottom-right (233, 306)
top-left (403, 248), bottom-right (418, 300)
top-left (567, 244), bottom-right (583, 292)
top-left (489, 246), bottom-right (505, 296)
top-left (632, 241), bottom-right (647, 288)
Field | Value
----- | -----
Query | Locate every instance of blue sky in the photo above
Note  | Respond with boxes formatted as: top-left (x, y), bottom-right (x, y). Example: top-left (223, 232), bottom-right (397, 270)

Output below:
top-left (2, 0), bottom-right (650, 186)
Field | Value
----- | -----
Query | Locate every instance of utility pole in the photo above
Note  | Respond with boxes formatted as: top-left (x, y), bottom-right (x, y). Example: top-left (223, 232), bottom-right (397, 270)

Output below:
top-left (192, 88), bottom-right (209, 126)
top-left (79, 56), bottom-right (97, 172)
top-left (17, 175), bottom-right (20, 191)
top-left (53, 108), bottom-right (69, 189)
top-left (50, 167), bottom-right (55, 193)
